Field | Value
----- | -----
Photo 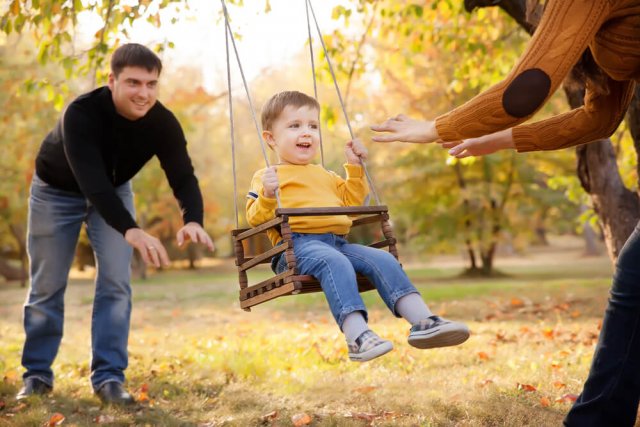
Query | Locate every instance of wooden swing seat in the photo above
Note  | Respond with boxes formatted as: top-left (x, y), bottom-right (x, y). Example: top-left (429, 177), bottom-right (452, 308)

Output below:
top-left (232, 205), bottom-right (399, 311)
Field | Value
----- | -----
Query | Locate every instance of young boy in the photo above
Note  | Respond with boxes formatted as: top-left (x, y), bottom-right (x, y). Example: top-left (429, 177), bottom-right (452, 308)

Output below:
top-left (246, 91), bottom-right (469, 362)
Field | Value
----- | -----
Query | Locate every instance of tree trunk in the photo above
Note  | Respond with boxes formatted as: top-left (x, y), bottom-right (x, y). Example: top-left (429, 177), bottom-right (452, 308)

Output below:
top-left (580, 204), bottom-right (602, 256)
top-left (453, 163), bottom-right (478, 270)
top-left (9, 223), bottom-right (27, 287)
top-left (0, 257), bottom-right (26, 282)
top-left (564, 86), bottom-right (640, 261)
top-left (628, 85), bottom-right (640, 192)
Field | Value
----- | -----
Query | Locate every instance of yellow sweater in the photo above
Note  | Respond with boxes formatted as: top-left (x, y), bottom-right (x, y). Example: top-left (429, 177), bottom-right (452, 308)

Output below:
top-left (435, 0), bottom-right (639, 152)
top-left (246, 164), bottom-right (368, 246)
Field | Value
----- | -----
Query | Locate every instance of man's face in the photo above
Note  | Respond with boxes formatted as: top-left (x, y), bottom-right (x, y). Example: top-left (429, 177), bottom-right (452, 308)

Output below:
top-left (263, 105), bottom-right (320, 165)
top-left (108, 66), bottom-right (159, 121)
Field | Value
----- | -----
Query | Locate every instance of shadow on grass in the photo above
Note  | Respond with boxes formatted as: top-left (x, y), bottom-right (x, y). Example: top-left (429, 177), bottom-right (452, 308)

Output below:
top-left (0, 381), bottom-right (218, 426)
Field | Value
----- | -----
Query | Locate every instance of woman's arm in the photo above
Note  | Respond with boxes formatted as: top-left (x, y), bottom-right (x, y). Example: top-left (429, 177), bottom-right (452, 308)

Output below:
top-left (371, 0), bottom-right (611, 144)
top-left (447, 78), bottom-right (636, 157)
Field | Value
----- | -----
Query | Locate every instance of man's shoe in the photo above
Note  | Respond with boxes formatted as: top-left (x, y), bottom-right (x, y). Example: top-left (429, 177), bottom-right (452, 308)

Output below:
top-left (95, 382), bottom-right (135, 405)
top-left (16, 377), bottom-right (52, 400)
top-left (408, 315), bottom-right (470, 349)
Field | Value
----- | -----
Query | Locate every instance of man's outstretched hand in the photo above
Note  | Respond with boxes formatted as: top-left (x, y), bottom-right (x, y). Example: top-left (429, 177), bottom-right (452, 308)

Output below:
top-left (126, 223), bottom-right (214, 267)
top-left (176, 222), bottom-right (215, 252)
top-left (125, 228), bottom-right (170, 268)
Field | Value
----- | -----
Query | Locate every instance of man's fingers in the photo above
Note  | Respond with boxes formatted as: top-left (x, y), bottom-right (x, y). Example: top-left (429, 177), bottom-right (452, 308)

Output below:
top-left (146, 244), bottom-right (161, 267)
top-left (138, 245), bottom-right (152, 266)
top-left (199, 231), bottom-right (215, 251)
top-left (158, 244), bottom-right (170, 266)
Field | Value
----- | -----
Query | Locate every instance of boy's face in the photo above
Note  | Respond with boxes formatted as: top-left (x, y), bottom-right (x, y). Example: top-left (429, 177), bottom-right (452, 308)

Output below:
top-left (108, 66), bottom-right (159, 121)
top-left (263, 105), bottom-right (320, 165)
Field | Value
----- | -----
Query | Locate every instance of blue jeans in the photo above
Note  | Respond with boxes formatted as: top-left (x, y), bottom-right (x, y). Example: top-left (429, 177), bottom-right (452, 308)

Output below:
top-left (275, 233), bottom-right (418, 328)
top-left (565, 220), bottom-right (640, 426)
top-left (22, 174), bottom-right (134, 390)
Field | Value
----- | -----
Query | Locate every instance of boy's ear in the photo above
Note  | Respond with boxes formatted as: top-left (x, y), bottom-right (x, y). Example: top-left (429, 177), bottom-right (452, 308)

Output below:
top-left (263, 130), bottom-right (276, 148)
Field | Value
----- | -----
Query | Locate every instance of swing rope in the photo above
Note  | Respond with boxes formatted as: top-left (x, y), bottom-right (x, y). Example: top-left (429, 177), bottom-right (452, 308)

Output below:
top-left (221, 0), bottom-right (282, 209)
top-left (305, 0), bottom-right (325, 168)
top-left (305, 0), bottom-right (381, 205)
top-left (225, 25), bottom-right (239, 228)
top-left (223, 0), bottom-right (382, 215)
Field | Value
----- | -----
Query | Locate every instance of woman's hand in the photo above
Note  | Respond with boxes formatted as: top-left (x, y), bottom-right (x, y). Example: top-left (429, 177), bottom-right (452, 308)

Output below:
top-left (370, 114), bottom-right (438, 144)
top-left (345, 138), bottom-right (368, 164)
top-left (443, 128), bottom-right (515, 158)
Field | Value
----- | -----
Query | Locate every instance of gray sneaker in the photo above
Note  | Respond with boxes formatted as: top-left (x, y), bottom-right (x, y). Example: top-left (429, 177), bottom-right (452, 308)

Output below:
top-left (408, 315), bottom-right (470, 349)
top-left (348, 330), bottom-right (393, 362)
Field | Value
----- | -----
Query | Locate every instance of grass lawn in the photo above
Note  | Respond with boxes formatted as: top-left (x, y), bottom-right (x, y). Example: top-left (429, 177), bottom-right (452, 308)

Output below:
top-left (0, 241), bottom-right (625, 426)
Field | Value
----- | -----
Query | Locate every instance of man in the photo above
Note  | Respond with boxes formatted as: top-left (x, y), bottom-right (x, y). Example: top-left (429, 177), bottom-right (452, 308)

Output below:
top-left (17, 43), bottom-right (214, 405)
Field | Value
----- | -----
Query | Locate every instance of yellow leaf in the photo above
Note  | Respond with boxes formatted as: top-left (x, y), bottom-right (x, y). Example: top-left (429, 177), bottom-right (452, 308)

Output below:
top-left (540, 396), bottom-right (551, 407)
top-left (10, 0), bottom-right (20, 15)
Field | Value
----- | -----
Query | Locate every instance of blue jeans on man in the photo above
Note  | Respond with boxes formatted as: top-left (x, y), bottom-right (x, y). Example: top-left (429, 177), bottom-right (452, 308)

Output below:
top-left (22, 174), bottom-right (134, 390)
top-left (275, 232), bottom-right (418, 328)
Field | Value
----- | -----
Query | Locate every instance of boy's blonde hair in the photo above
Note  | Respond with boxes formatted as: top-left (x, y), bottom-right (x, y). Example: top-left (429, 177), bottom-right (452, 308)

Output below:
top-left (261, 91), bottom-right (320, 131)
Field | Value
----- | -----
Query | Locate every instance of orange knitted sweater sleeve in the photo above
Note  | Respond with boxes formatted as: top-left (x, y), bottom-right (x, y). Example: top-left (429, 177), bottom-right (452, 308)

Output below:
top-left (513, 77), bottom-right (636, 151)
top-left (435, 0), bottom-right (612, 148)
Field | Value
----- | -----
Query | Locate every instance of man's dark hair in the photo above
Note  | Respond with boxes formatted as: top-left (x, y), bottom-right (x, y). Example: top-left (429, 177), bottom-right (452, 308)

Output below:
top-left (110, 43), bottom-right (163, 77)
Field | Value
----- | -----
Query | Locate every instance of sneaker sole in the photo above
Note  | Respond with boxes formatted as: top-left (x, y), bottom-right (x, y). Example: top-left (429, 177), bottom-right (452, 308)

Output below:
top-left (408, 323), bottom-right (470, 349)
top-left (349, 341), bottom-right (394, 362)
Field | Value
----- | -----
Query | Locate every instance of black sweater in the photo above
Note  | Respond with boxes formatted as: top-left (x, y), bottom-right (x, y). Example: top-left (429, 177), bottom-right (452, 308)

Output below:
top-left (35, 86), bottom-right (204, 235)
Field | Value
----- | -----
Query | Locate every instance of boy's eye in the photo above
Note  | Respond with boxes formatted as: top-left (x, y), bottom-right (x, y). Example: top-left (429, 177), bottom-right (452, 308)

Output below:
top-left (310, 124), bottom-right (319, 129)
top-left (289, 123), bottom-right (299, 128)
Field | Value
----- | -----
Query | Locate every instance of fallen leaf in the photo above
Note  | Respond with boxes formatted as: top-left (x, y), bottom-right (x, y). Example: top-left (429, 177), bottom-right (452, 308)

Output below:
top-left (3, 370), bottom-right (18, 384)
top-left (138, 383), bottom-right (150, 403)
top-left (556, 393), bottom-right (579, 403)
top-left (260, 410), bottom-right (278, 422)
top-left (511, 297), bottom-right (524, 307)
top-left (478, 379), bottom-right (494, 387)
top-left (291, 413), bottom-right (312, 426)
top-left (94, 414), bottom-right (116, 424)
top-left (349, 412), bottom-right (377, 422)
top-left (540, 396), bottom-right (551, 407)
top-left (517, 383), bottom-right (537, 392)
top-left (0, 400), bottom-right (5, 410)
top-left (13, 403), bottom-right (27, 412)
top-left (570, 310), bottom-right (581, 318)
top-left (542, 328), bottom-right (555, 339)
top-left (381, 411), bottom-right (400, 419)
top-left (47, 413), bottom-right (65, 426)
top-left (553, 381), bottom-right (567, 389)
top-left (354, 386), bottom-right (378, 394)
top-left (477, 351), bottom-right (490, 361)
